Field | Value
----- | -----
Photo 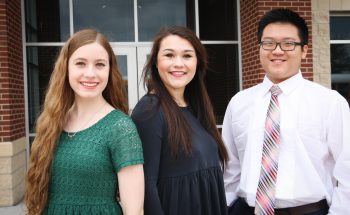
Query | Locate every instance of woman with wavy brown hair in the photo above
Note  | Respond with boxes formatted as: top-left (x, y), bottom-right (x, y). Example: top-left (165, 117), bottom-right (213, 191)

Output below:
top-left (25, 29), bottom-right (144, 215)
top-left (131, 26), bottom-right (228, 215)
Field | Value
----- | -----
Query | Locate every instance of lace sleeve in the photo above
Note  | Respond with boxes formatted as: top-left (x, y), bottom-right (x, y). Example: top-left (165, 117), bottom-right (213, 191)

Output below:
top-left (108, 113), bottom-right (144, 172)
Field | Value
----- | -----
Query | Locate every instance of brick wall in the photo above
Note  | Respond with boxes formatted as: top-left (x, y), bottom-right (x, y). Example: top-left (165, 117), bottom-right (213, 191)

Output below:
top-left (240, 0), bottom-right (313, 89)
top-left (0, 0), bottom-right (25, 142)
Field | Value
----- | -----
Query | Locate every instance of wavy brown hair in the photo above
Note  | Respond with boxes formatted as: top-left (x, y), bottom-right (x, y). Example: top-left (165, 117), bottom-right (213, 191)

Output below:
top-left (25, 29), bottom-right (127, 215)
top-left (143, 26), bottom-right (228, 167)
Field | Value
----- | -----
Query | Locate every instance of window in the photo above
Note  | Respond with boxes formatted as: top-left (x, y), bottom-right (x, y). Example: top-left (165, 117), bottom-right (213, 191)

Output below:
top-left (137, 0), bottom-right (195, 41)
top-left (25, 0), bottom-right (70, 42)
top-left (330, 15), bottom-right (350, 104)
top-left (205, 44), bottom-right (239, 123)
top-left (24, 0), bottom-right (240, 142)
top-left (199, 0), bottom-right (239, 124)
top-left (26, 46), bottom-right (61, 133)
top-left (73, 0), bottom-right (134, 42)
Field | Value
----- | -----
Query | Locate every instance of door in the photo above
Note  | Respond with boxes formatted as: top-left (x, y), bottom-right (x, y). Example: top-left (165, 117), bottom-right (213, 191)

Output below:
top-left (112, 46), bottom-right (151, 113)
top-left (137, 46), bottom-right (152, 99)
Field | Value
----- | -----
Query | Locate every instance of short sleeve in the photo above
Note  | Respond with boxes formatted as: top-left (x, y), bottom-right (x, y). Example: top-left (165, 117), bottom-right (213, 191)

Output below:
top-left (108, 114), bottom-right (144, 172)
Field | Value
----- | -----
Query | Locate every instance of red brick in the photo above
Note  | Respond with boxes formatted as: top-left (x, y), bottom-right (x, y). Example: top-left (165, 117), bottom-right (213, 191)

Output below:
top-left (279, 2), bottom-right (292, 6)
top-left (240, 0), bottom-right (313, 89)
top-left (0, 0), bottom-right (25, 141)
top-left (292, 2), bottom-right (305, 6)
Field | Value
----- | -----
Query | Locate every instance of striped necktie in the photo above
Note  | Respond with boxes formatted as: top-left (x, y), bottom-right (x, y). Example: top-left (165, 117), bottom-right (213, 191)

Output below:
top-left (255, 85), bottom-right (282, 215)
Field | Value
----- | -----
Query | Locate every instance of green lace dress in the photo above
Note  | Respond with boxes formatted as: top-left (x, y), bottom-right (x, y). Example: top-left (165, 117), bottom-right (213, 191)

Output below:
top-left (44, 110), bottom-right (144, 215)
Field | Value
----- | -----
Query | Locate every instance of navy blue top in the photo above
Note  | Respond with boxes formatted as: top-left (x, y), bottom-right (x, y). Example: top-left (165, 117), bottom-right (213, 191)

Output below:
top-left (131, 95), bottom-right (227, 215)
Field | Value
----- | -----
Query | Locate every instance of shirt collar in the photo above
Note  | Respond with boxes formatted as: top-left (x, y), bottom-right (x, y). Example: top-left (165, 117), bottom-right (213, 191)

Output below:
top-left (261, 71), bottom-right (303, 96)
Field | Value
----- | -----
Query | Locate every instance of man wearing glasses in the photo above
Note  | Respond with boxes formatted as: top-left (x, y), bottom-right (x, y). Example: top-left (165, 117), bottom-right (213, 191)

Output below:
top-left (223, 8), bottom-right (350, 215)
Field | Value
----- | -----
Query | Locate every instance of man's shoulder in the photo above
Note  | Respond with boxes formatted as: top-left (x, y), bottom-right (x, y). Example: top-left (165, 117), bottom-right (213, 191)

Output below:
top-left (226, 84), bottom-right (263, 112)
top-left (302, 79), bottom-right (341, 98)
top-left (232, 84), bottom-right (262, 101)
top-left (301, 79), bottom-right (347, 106)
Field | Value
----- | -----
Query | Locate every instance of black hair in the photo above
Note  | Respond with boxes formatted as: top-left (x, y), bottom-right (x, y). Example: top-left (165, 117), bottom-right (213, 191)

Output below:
top-left (257, 8), bottom-right (309, 45)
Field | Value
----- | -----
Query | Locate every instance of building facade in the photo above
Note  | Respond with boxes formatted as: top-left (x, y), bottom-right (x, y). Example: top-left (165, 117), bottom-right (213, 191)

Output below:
top-left (0, 0), bottom-right (349, 206)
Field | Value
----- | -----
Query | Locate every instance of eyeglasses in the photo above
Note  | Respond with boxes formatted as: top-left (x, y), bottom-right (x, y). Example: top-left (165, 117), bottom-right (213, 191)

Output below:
top-left (260, 41), bottom-right (303, 51)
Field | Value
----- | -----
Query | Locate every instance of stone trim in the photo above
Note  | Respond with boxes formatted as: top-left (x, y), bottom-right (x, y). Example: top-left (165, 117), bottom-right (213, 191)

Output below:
top-left (312, 0), bottom-right (331, 88)
top-left (0, 137), bottom-right (26, 157)
top-left (0, 137), bottom-right (27, 206)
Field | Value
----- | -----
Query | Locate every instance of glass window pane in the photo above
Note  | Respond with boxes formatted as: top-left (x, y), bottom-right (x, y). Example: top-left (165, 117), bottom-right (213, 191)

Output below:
top-left (331, 44), bottom-right (350, 75)
top-left (116, 55), bottom-right (129, 110)
top-left (25, 0), bottom-right (70, 42)
top-left (118, 56), bottom-right (128, 79)
top-left (29, 136), bottom-right (35, 152)
top-left (199, 0), bottom-right (237, 41)
top-left (330, 16), bottom-right (350, 40)
top-left (137, 0), bottom-right (195, 41)
top-left (204, 44), bottom-right (239, 124)
top-left (73, 0), bottom-right (134, 42)
top-left (332, 82), bottom-right (350, 105)
top-left (331, 43), bottom-right (350, 105)
top-left (27, 46), bottom-right (61, 133)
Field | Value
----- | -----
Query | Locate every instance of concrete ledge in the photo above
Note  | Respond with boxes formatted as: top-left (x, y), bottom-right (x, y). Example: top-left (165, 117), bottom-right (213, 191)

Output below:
top-left (0, 137), bottom-right (27, 206)
top-left (0, 137), bottom-right (26, 157)
top-left (0, 151), bottom-right (26, 174)
top-left (0, 166), bottom-right (26, 190)
top-left (0, 179), bottom-right (25, 206)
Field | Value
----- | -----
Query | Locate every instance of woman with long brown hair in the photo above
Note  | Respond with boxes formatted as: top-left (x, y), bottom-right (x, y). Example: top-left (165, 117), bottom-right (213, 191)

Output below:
top-left (25, 29), bottom-right (144, 215)
top-left (131, 26), bottom-right (228, 215)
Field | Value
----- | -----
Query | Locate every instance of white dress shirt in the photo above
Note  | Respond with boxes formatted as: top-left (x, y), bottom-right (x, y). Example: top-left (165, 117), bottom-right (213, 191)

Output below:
top-left (222, 72), bottom-right (350, 214)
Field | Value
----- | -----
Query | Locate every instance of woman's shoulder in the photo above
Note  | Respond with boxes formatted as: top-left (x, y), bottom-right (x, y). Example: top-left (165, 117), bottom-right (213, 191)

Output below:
top-left (103, 109), bottom-right (136, 131)
top-left (131, 94), bottom-right (166, 127)
top-left (108, 108), bottom-right (129, 120)
top-left (136, 94), bottom-right (159, 108)
top-left (132, 94), bottom-right (161, 116)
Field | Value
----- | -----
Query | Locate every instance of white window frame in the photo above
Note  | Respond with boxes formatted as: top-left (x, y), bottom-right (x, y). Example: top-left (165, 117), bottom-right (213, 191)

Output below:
top-left (330, 14), bottom-right (350, 83)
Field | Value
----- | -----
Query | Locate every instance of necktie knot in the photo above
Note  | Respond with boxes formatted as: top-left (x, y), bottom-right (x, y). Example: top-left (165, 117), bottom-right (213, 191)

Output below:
top-left (270, 85), bottom-right (282, 96)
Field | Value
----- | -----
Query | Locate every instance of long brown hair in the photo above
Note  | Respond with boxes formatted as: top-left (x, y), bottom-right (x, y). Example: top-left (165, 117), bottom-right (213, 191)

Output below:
top-left (143, 26), bottom-right (228, 166)
top-left (25, 29), bottom-right (127, 215)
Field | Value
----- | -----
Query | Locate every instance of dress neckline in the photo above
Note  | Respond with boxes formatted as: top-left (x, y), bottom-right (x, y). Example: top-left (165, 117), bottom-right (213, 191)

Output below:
top-left (62, 109), bottom-right (117, 136)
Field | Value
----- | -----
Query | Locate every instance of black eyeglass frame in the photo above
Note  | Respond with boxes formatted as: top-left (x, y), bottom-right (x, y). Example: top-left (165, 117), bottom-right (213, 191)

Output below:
top-left (259, 41), bottom-right (304, 51)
